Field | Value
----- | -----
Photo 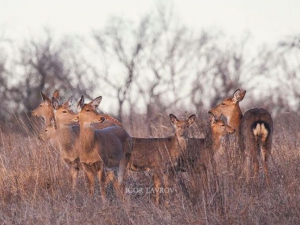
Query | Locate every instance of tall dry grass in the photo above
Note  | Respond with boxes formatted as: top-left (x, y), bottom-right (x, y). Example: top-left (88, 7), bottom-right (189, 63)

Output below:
top-left (0, 112), bottom-right (299, 224)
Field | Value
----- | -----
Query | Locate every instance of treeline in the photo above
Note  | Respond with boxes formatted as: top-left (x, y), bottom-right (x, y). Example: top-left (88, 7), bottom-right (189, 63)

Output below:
top-left (0, 6), bottom-right (300, 124)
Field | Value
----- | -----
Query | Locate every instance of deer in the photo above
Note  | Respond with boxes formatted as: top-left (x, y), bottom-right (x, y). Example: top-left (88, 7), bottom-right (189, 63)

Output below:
top-left (32, 90), bottom-right (123, 131)
top-left (175, 114), bottom-right (235, 173)
top-left (31, 90), bottom-right (59, 127)
top-left (209, 89), bottom-right (273, 186)
top-left (75, 95), bottom-right (132, 201)
top-left (128, 114), bottom-right (196, 205)
top-left (50, 96), bottom-right (81, 190)
top-left (32, 91), bottom-right (82, 189)
top-left (170, 114), bottom-right (235, 198)
top-left (35, 91), bottom-right (126, 192)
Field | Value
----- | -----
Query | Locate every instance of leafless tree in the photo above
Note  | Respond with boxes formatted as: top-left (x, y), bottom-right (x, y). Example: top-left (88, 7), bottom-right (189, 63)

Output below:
top-left (190, 35), bottom-right (259, 111)
top-left (8, 30), bottom-right (94, 116)
top-left (93, 16), bottom-right (149, 122)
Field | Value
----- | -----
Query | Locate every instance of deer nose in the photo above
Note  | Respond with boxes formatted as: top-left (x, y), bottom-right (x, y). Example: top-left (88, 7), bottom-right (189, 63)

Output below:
top-left (72, 116), bottom-right (79, 123)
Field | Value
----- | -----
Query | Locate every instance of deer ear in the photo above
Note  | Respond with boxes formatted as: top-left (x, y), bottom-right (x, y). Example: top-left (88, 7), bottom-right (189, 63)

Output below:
top-left (90, 96), bottom-right (102, 109)
top-left (188, 114), bottom-right (196, 125)
top-left (52, 90), bottom-right (59, 99)
top-left (77, 95), bottom-right (84, 111)
top-left (169, 114), bottom-right (179, 125)
top-left (209, 113), bottom-right (216, 124)
top-left (52, 97), bottom-right (60, 110)
top-left (64, 96), bottom-right (74, 108)
top-left (41, 92), bottom-right (51, 104)
top-left (232, 89), bottom-right (246, 103)
top-left (50, 117), bottom-right (56, 129)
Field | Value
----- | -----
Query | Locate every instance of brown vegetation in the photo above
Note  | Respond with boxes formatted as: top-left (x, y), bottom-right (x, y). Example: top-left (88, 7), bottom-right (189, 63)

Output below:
top-left (0, 110), bottom-right (299, 224)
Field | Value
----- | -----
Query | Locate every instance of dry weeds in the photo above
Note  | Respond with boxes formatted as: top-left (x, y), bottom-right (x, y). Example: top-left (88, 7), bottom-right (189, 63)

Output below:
top-left (0, 112), bottom-right (299, 224)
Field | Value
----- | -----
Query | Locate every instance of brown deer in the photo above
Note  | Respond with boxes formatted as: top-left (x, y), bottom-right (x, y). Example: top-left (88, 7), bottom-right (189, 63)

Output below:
top-left (76, 95), bottom-right (132, 200)
top-left (209, 89), bottom-right (273, 186)
top-left (32, 91), bottom-right (82, 190)
top-left (36, 91), bottom-right (125, 192)
top-left (172, 114), bottom-right (235, 196)
top-left (175, 114), bottom-right (235, 173)
top-left (31, 90), bottom-right (59, 127)
top-left (129, 114), bottom-right (196, 205)
top-left (51, 96), bottom-right (81, 190)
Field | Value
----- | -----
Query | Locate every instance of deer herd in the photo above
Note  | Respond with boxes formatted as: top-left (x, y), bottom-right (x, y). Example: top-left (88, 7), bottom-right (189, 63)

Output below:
top-left (31, 89), bottom-right (273, 205)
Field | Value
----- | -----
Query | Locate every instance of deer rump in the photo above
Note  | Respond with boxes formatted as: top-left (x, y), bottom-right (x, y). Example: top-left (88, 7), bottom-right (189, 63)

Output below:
top-left (239, 108), bottom-right (273, 154)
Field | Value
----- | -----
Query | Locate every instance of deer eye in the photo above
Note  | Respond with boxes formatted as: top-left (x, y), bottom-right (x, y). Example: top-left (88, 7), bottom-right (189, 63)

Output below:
top-left (86, 109), bottom-right (90, 112)
top-left (62, 110), bottom-right (67, 113)
top-left (221, 124), bottom-right (225, 127)
top-left (45, 129), bottom-right (48, 132)
top-left (39, 104), bottom-right (42, 107)
top-left (221, 102), bottom-right (226, 106)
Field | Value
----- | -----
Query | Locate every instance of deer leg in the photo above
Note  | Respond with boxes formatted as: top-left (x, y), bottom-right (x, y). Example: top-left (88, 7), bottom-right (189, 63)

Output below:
top-left (98, 163), bottom-right (107, 203)
top-left (153, 173), bottom-right (161, 205)
top-left (245, 155), bottom-right (251, 185)
top-left (107, 171), bottom-right (123, 199)
top-left (200, 164), bottom-right (209, 194)
top-left (162, 173), bottom-right (170, 207)
top-left (253, 155), bottom-right (259, 185)
top-left (117, 153), bottom-right (131, 198)
top-left (84, 168), bottom-right (95, 196)
top-left (70, 159), bottom-right (81, 191)
top-left (70, 166), bottom-right (79, 191)
top-left (261, 146), bottom-right (270, 187)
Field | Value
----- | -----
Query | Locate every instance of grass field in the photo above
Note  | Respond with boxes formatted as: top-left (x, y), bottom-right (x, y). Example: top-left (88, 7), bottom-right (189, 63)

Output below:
top-left (0, 112), bottom-right (299, 224)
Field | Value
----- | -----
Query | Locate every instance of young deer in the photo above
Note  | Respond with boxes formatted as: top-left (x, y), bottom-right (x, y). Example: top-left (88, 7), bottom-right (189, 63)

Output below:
top-left (175, 114), bottom-right (235, 173)
top-left (129, 114), bottom-right (196, 205)
top-left (76, 95), bottom-right (132, 200)
top-left (209, 89), bottom-right (273, 186)
top-left (31, 90), bottom-right (59, 127)
top-left (172, 114), bottom-right (235, 197)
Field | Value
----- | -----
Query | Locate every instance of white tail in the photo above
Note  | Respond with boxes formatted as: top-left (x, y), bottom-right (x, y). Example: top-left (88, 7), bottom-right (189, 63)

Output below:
top-left (209, 89), bottom-right (273, 186)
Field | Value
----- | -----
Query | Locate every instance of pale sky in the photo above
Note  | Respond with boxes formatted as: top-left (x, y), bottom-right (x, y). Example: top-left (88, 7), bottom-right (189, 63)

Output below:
top-left (1, 0), bottom-right (300, 47)
top-left (1, 0), bottom-right (300, 113)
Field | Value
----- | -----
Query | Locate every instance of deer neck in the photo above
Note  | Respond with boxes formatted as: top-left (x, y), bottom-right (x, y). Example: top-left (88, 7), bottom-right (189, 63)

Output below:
top-left (44, 114), bottom-right (55, 127)
top-left (170, 134), bottom-right (188, 161)
top-left (55, 125), bottom-right (76, 152)
top-left (79, 123), bottom-right (96, 152)
top-left (211, 133), bottom-right (222, 154)
top-left (228, 105), bottom-right (243, 131)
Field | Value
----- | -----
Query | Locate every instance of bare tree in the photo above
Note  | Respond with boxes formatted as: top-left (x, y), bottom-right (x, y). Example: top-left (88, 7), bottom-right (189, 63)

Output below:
top-left (9, 30), bottom-right (94, 116)
top-left (134, 7), bottom-right (197, 121)
top-left (190, 36), bottom-right (258, 111)
top-left (93, 16), bottom-right (148, 122)
top-left (12, 30), bottom-right (72, 114)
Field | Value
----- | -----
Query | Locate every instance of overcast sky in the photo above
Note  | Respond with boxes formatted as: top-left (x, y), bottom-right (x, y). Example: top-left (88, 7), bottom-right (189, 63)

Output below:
top-left (1, 0), bottom-right (300, 47)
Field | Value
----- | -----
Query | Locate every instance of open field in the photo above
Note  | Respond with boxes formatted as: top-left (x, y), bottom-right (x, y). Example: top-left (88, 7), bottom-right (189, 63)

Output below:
top-left (0, 112), bottom-right (300, 224)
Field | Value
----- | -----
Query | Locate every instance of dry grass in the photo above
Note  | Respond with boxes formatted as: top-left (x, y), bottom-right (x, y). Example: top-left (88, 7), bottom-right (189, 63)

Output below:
top-left (0, 112), bottom-right (300, 224)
